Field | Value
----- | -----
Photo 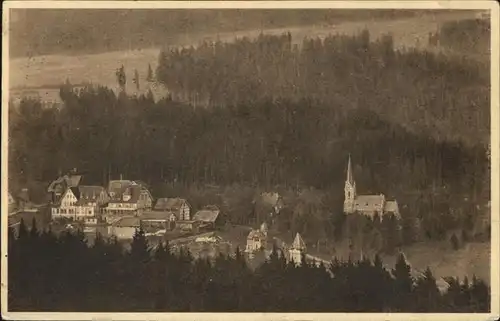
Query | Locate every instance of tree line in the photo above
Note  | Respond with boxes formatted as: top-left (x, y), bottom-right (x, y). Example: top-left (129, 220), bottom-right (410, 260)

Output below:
top-left (156, 30), bottom-right (489, 148)
top-left (8, 220), bottom-right (490, 312)
top-left (8, 81), bottom-right (489, 244)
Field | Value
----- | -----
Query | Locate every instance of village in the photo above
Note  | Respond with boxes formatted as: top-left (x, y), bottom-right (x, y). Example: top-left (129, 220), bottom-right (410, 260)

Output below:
top-left (7, 167), bottom-right (332, 268)
top-left (8, 155), bottom-right (411, 271)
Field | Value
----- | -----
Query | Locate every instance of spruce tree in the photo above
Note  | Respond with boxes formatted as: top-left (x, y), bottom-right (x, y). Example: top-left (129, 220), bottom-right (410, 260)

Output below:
top-left (147, 63), bottom-right (154, 82)
top-left (391, 253), bottom-right (414, 311)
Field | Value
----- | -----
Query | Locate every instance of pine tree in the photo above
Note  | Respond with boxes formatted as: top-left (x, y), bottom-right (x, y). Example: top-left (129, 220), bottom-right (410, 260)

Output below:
top-left (391, 253), bottom-right (414, 311)
top-left (414, 267), bottom-right (441, 311)
top-left (130, 227), bottom-right (150, 263)
top-left (147, 63), bottom-right (154, 82)
top-left (116, 65), bottom-right (127, 92)
top-left (134, 69), bottom-right (140, 90)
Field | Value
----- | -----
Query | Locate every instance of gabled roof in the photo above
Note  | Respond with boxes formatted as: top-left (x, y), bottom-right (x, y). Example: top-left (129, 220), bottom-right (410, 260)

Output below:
top-left (193, 208), bottom-right (220, 223)
top-left (384, 200), bottom-right (399, 214)
top-left (113, 216), bottom-right (140, 228)
top-left (108, 185), bottom-right (141, 204)
top-left (258, 192), bottom-right (282, 206)
top-left (141, 211), bottom-right (176, 221)
top-left (75, 186), bottom-right (107, 205)
top-left (47, 173), bottom-right (82, 194)
top-left (108, 180), bottom-right (134, 199)
top-left (154, 198), bottom-right (189, 211)
top-left (355, 194), bottom-right (386, 208)
top-left (291, 233), bottom-right (306, 250)
top-left (247, 229), bottom-right (266, 240)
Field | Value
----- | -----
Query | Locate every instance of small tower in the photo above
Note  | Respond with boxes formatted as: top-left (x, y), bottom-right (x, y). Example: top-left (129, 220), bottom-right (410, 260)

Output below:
top-left (289, 233), bottom-right (307, 266)
top-left (343, 154), bottom-right (357, 213)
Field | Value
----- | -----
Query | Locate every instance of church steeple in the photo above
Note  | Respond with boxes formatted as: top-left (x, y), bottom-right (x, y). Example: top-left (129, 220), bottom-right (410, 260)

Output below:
top-left (344, 154), bottom-right (356, 213)
top-left (346, 154), bottom-right (354, 185)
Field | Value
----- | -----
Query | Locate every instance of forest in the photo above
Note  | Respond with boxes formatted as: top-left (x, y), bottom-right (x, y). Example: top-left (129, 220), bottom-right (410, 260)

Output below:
top-left (434, 18), bottom-right (490, 57)
top-left (8, 27), bottom-right (490, 250)
top-left (8, 80), bottom-right (490, 245)
top-left (155, 30), bottom-right (490, 148)
top-left (8, 220), bottom-right (490, 312)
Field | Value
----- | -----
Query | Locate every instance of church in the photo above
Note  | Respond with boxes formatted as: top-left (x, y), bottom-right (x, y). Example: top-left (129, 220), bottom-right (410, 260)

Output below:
top-left (343, 155), bottom-right (400, 219)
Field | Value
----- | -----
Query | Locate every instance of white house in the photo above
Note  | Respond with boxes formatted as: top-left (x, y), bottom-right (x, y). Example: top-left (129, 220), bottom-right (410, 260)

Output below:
top-left (246, 229), bottom-right (267, 253)
top-left (51, 185), bottom-right (109, 221)
top-left (104, 180), bottom-right (153, 217)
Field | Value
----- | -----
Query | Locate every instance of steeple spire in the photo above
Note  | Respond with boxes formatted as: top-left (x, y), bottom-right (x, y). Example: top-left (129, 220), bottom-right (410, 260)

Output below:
top-left (347, 154), bottom-right (354, 184)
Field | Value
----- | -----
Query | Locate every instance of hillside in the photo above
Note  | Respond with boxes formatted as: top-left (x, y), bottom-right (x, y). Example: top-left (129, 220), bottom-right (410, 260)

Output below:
top-left (156, 30), bottom-right (490, 149)
top-left (9, 9), bottom-right (458, 58)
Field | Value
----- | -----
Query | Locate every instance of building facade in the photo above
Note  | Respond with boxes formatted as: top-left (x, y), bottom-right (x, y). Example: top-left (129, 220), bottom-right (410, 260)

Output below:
top-left (51, 185), bottom-right (109, 221)
top-left (154, 198), bottom-right (191, 221)
top-left (104, 180), bottom-right (153, 217)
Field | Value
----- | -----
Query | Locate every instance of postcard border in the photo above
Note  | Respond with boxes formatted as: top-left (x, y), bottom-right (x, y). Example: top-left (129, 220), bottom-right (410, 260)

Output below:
top-left (2, 1), bottom-right (499, 320)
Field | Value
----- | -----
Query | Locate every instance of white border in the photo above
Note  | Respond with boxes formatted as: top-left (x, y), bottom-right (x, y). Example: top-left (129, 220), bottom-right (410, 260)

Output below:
top-left (2, 1), bottom-right (499, 321)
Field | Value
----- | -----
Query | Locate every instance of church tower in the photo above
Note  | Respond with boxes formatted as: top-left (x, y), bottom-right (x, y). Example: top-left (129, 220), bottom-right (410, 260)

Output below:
top-left (289, 233), bottom-right (307, 266)
top-left (343, 154), bottom-right (356, 213)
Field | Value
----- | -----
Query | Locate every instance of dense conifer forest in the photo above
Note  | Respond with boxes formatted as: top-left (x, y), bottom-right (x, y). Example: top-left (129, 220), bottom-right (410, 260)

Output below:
top-left (156, 30), bottom-right (489, 148)
top-left (8, 220), bottom-right (490, 312)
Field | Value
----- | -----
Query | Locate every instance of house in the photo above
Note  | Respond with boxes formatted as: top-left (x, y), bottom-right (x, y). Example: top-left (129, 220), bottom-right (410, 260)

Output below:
top-left (343, 155), bottom-right (400, 219)
top-left (108, 216), bottom-right (140, 239)
top-left (47, 169), bottom-right (82, 204)
top-left (51, 185), bottom-right (108, 221)
top-left (289, 232), bottom-right (307, 266)
top-left (192, 205), bottom-right (221, 229)
top-left (140, 211), bottom-right (177, 232)
top-left (154, 198), bottom-right (191, 221)
top-left (104, 179), bottom-right (153, 216)
top-left (245, 223), bottom-right (268, 253)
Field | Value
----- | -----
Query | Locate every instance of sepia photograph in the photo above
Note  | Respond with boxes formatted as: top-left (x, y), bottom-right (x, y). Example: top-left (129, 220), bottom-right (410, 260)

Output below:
top-left (1, 1), bottom-right (499, 320)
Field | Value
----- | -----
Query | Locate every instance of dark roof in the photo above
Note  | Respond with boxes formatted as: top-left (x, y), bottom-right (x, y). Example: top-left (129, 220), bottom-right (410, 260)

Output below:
top-left (108, 180), bottom-right (134, 199)
top-left (47, 174), bottom-right (82, 193)
top-left (141, 211), bottom-right (176, 221)
top-left (75, 186), bottom-right (107, 205)
top-left (108, 185), bottom-right (141, 204)
top-left (154, 198), bottom-right (189, 211)
top-left (113, 216), bottom-right (140, 228)
top-left (193, 208), bottom-right (220, 223)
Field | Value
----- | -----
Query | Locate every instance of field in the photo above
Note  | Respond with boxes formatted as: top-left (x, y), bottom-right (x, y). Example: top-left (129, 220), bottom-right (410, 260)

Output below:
top-left (9, 10), bottom-right (478, 105)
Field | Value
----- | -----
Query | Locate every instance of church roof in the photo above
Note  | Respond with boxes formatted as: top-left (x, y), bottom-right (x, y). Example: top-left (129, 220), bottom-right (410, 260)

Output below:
top-left (384, 200), bottom-right (400, 215)
top-left (291, 233), bottom-right (306, 250)
top-left (355, 195), bottom-right (385, 208)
